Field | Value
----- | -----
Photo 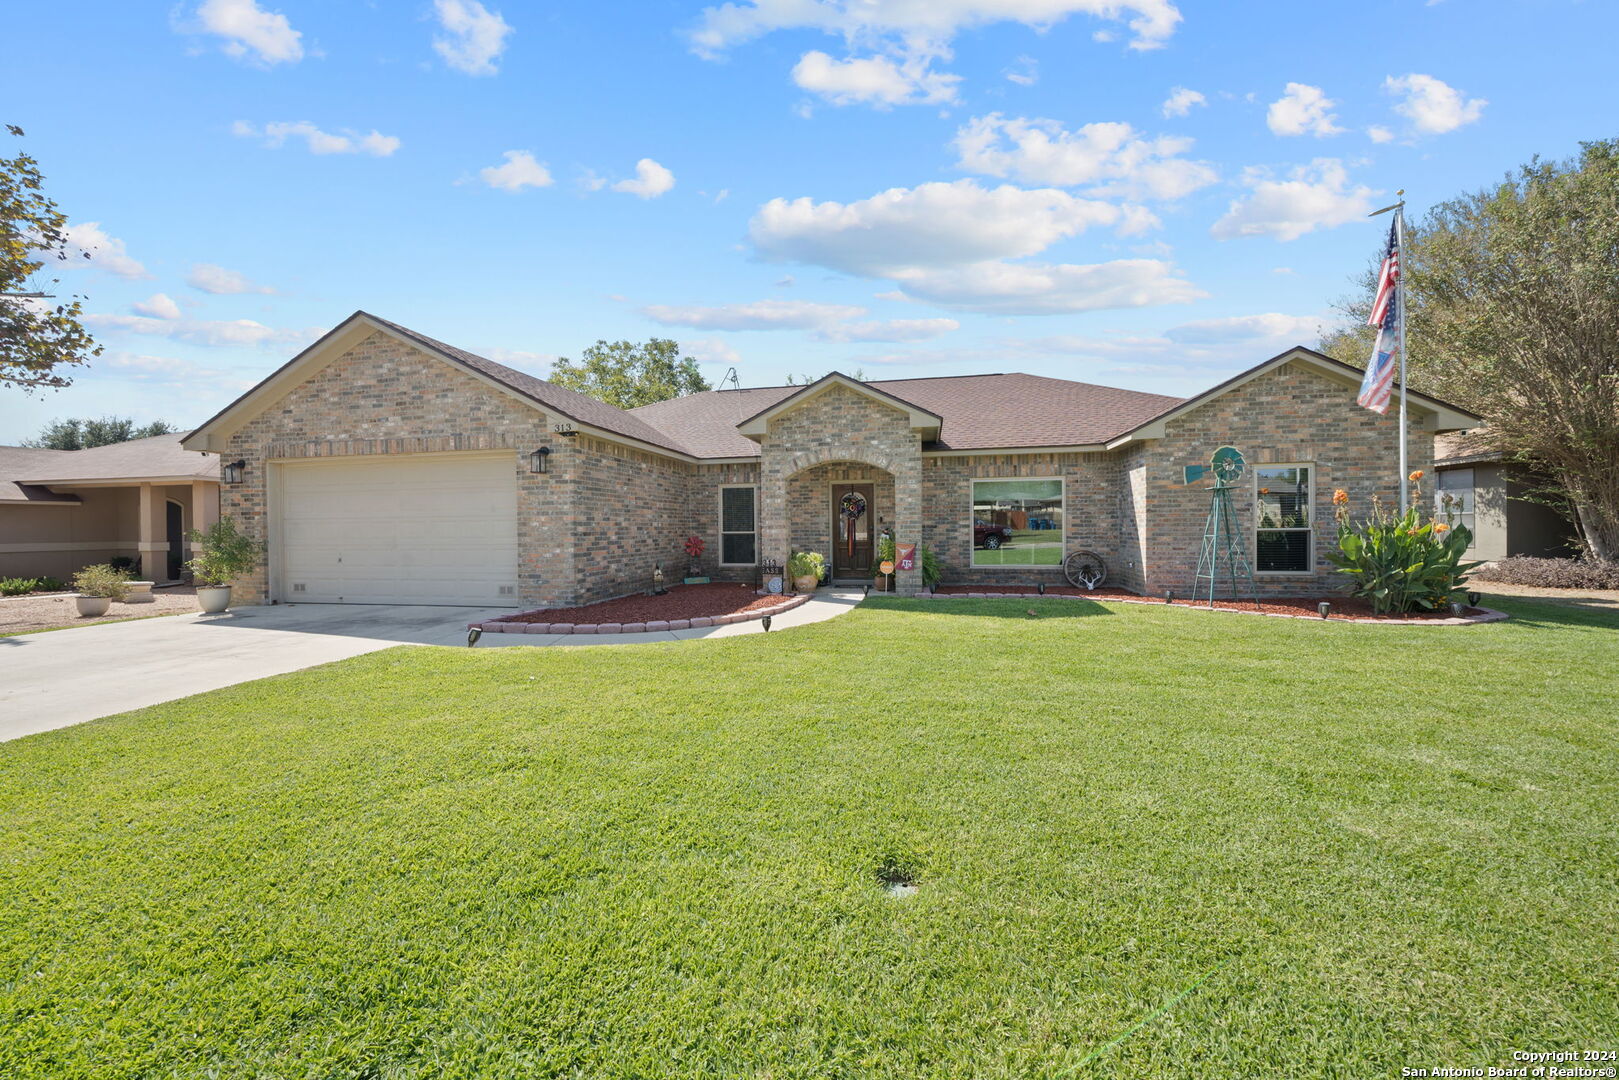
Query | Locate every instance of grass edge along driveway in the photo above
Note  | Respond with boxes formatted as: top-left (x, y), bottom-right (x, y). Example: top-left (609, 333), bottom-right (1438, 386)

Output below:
top-left (1, 595), bottom-right (1615, 1078)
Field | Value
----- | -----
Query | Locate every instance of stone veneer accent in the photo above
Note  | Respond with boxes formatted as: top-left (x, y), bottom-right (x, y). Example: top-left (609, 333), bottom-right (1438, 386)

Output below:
top-left (756, 384), bottom-right (925, 594)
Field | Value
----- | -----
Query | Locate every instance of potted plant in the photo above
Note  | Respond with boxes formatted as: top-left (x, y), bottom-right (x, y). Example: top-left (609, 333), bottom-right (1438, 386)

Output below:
top-left (788, 551), bottom-right (825, 594)
top-left (187, 516), bottom-right (264, 614)
top-left (71, 563), bottom-right (131, 617)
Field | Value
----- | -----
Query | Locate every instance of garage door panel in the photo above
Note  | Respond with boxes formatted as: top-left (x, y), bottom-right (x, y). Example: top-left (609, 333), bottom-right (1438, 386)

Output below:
top-left (277, 454), bottom-right (518, 606)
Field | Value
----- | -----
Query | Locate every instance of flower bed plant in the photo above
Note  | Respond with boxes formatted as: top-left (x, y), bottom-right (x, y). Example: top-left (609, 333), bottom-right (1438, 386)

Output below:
top-left (1325, 472), bottom-right (1481, 614)
top-left (71, 564), bottom-right (132, 602)
top-left (186, 516), bottom-right (263, 587)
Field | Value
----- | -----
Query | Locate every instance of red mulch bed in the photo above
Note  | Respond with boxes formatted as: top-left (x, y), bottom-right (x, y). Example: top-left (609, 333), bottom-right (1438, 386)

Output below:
top-left (929, 584), bottom-right (1482, 621)
top-left (497, 583), bottom-right (782, 625)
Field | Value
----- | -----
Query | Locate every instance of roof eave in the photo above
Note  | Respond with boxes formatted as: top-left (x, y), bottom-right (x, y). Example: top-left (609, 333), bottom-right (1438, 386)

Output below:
top-left (735, 372), bottom-right (943, 438)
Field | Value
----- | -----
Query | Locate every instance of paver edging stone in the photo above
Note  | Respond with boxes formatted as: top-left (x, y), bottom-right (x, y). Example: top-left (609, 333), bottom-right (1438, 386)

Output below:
top-left (469, 592), bottom-right (808, 636)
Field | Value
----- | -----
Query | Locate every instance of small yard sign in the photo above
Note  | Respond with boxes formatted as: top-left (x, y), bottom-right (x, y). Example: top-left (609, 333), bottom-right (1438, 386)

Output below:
top-left (897, 543), bottom-right (916, 571)
top-left (879, 560), bottom-right (895, 576)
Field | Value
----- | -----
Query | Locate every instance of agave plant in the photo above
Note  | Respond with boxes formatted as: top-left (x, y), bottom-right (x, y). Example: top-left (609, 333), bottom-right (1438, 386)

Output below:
top-left (1325, 473), bottom-right (1482, 614)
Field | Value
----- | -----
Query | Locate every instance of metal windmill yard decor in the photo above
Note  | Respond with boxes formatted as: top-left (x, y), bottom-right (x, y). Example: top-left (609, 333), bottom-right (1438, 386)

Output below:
top-left (1183, 445), bottom-right (1260, 608)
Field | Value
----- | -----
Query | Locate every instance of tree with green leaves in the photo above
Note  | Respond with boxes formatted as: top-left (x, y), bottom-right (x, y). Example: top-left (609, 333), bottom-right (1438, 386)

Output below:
top-left (1319, 139), bottom-right (1619, 560)
top-left (1, 125), bottom-right (102, 393)
top-left (548, 339), bottom-right (710, 409)
top-left (785, 367), bottom-right (867, 385)
top-left (22, 416), bottom-right (177, 450)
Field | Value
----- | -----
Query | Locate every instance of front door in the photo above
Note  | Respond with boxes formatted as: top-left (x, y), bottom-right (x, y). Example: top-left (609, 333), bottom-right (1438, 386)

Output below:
top-left (165, 501), bottom-right (184, 580)
top-left (831, 483), bottom-right (875, 577)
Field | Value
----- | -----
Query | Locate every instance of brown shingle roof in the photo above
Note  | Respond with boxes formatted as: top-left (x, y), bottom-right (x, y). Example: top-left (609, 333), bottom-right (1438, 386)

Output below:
top-left (0, 446), bottom-right (79, 503)
top-left (630, 373), bottom-right (1184, 457)
top-left (6, 433), bottom-right (218, 487)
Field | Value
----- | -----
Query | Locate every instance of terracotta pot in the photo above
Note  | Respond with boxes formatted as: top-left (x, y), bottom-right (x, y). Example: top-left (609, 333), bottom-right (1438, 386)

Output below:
top-left (75, 595), bottom-right (111, 617)
top-left (793, 574), bottom-right (819, 594)
top-left (197, 585), bottom-right (232, 614)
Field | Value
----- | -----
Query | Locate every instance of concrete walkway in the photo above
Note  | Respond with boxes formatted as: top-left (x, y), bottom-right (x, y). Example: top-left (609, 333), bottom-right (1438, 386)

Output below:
top-left (0, 589), bottom-right (866, 742)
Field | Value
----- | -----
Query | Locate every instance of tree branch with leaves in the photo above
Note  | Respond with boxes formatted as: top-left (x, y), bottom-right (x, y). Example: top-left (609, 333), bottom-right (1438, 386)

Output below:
top-left (548, 339), bottom-right (710, 409)
top-left (1, 125), bottom-right (102, 393)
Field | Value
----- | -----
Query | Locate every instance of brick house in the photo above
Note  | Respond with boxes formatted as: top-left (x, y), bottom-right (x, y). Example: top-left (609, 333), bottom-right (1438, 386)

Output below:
top-left (181, 311), bottom-right (1478, 607)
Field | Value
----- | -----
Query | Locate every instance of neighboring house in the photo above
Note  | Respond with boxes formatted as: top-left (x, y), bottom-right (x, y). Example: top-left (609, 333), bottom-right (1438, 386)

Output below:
top-left (0, 434), bottom-right (221, 582)
top-left (181, 310), bottom-right (1478, 608)
top-left (1433, 431), bottom-right (1575, 561)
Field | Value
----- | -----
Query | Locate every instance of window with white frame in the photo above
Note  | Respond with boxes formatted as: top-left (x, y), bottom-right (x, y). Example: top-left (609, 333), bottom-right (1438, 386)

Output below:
top-left (1435, 468), bottom-right (1476, 538)
top-left (1254, 465), bottom-right (1312, 573)
top-left (720, 485), bottom-right (757, 565)
top-left (970, 478), bottom-right (1064, 567)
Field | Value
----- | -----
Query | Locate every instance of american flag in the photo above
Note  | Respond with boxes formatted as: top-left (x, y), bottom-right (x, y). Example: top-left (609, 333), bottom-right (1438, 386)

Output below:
top-left (1358, 218), bottom-right (1400, 413)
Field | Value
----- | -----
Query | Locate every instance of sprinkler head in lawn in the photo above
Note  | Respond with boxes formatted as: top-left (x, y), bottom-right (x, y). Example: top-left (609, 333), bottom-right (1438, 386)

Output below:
top-left (875, 856), bottom-right (919, 897)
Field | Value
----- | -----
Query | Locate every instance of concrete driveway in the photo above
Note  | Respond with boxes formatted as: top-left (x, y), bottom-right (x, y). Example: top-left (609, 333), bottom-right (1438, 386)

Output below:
top-left (0, 604), bottom-right (508, 742)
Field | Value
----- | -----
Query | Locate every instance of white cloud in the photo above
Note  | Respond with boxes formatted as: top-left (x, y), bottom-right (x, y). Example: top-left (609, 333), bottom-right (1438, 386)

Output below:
top-left (750, 179), bottom-right (1137, 278)
top-left (815, 317), bottom-right (958, 343)
top-left (792, 49), bottom-right (958, 107)
top-left (432, 0), bottom-right (513, 76)
top-left (233, 120), bottom-right (400, 157)
top-left (85, 313), bottom-right (324, 348)
top-left (690, 0), bottom-right (1182, 58)
top-left (62, 223), bottom-right (149, 280)
top-left (748, 178), bottom-right (1193, 314)
top-left (479, 150), bottom-right (554, 192)
top-left (1210, 159), bottom-right (1375, 242)
top-left (1162, 312), bottom-right (1325, 345)
top-left (953, 113), bottom-right (1217, 200)
top-left (679, 338), bottom-right (743, 367)
top-left (1266, 83), bottom-right (1343, 137)
top-left (1004, 56), bottom-right (1038, 87)
top-left (131, 294), bottom-right (182, 320)
top-left (186, 263), bottom-right (275, 295)
top-left (885, 259), bottom-right (1203, 315)
top-left (1161, 86), bottom-right (1205, 118)
top-left (1385, 74), bottom-right (1486, 135)
top-left (643, 299), bottom-right (866, 330)
top-left (611, 158), bottom-right (676, 199)
top-left (645, 300), bottom-right (959, 342)
top-left (1367, 125), bottom-right (1395, 144)
top-left (189, 0), bottom-right (303, 66)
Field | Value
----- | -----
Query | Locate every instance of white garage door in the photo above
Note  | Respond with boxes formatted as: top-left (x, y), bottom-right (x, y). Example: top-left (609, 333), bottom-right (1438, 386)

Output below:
top-left (276, 453), bottom-right (518, 606)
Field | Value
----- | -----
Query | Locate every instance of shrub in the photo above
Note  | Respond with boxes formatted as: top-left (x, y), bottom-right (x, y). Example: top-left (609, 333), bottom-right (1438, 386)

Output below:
top-left (787, 551), bottom-right (826, 580)
top-left (1472, 556), bottom-right (1619, 590)
top-left (0, 577), bottom-right (38, 597)
top-left (35, 576), bottom-right (66, 592)
top-left (187, 516), bottom-right (263, 588)
top-left (919, 545), bottom-right (941, 588)
top-left (108, 555), bottom-right (137, 573)
top-left (72, 564), bottom-right (132, 601)
top-left (1325, 475), bottom-right (1481, 614)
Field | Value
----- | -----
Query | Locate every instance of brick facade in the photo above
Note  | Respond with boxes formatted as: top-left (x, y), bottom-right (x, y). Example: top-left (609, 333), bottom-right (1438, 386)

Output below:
top-left (217, 339), bottom-right (1435, 609)
top-left (756, 384), bottom-right (925, 593)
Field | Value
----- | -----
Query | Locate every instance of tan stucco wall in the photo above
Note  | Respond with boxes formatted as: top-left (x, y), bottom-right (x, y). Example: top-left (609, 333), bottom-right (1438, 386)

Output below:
top-left (0, 483), bottom-right (211, 581)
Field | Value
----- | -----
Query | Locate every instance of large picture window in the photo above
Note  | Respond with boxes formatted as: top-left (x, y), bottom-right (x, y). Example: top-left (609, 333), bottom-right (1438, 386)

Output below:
top-left (1254, 465), bottom-right (1312, 573)
top-left (971, 478), bottom-right (1064, 566)
top-left (719, 485), bottom-right (757, 565)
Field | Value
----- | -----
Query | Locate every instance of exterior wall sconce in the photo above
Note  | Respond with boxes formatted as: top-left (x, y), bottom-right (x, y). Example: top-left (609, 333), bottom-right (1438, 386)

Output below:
top-left (529, 446), bottom-right (552, 474)
top-left (222, 459), bottom-right (246, 485)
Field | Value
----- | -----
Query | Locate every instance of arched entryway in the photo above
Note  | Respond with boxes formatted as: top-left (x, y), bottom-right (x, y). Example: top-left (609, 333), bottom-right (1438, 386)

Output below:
top-left (786, 461), bottom-right (896, 581)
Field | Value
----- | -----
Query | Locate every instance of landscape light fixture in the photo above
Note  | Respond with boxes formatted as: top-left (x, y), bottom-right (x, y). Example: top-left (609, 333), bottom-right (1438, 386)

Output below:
top-left (528, 446), bottom-right (552, 474)
top-left (222, 459), bottom-right (246, 485)
top-left (1318, 601), bottom-right (1331, 619)
top-left (761, 614), bottom-right (772, 632)
top-left (467, 627), bottom-right (483, 647)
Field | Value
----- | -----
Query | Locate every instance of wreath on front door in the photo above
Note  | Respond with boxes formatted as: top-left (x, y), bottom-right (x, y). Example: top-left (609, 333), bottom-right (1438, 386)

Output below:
top-left (840, 491), bottom-right (867, 563)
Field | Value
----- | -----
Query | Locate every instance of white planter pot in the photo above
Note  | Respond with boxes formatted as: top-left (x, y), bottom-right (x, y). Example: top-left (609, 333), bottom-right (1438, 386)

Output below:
top-left (75, 595), bottom-right (111, 617)
top-left (197, 586), bottom-right (232, 614)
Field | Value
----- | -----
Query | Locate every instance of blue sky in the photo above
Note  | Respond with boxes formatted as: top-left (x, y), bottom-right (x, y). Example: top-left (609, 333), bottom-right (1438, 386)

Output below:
top-left (4, 0), bottom-right (1615, 441)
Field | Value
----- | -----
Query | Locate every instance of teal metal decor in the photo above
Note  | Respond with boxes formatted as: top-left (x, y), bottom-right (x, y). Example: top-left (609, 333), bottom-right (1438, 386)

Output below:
top-left (1186, 445), bottom-right (1260, 608)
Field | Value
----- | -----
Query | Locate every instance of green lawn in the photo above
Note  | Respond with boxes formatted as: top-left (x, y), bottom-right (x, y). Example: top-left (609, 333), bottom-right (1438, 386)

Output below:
top-left (2, 596), bottom-right (1616, 1078)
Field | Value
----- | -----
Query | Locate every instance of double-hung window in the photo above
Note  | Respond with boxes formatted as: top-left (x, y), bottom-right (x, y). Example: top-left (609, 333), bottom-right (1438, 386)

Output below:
top-left (1435, 468), bottom-right (1476, 538)
top-left (1254, 465), bottom-right (1312, 573)
top-left (719, 485), bottom-right (757, 566)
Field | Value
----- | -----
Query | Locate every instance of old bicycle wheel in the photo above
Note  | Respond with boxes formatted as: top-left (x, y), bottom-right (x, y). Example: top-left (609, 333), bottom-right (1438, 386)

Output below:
top-left (1062, 549), bottom-right (1107, 590)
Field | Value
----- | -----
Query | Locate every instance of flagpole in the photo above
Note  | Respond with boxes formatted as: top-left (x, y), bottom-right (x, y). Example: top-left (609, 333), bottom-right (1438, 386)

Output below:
top-left (1394, 193), bottom-right (1409, 512)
